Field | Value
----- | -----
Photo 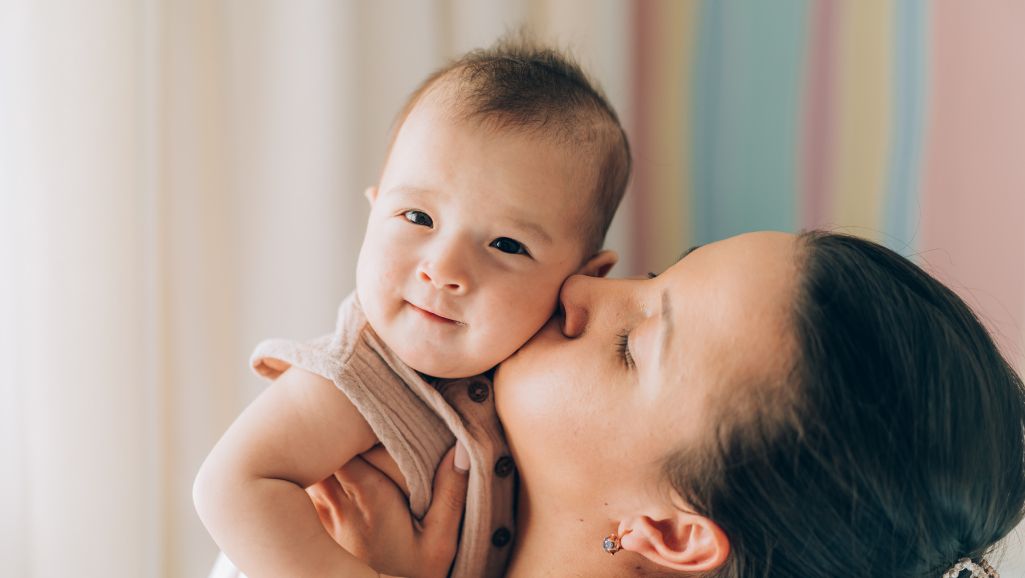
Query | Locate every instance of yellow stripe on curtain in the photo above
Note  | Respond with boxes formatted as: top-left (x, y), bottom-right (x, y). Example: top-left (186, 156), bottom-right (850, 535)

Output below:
top-left (831, 1), bottom-right (892, 239)
top-left (647, 0), bottom-right (697, 271)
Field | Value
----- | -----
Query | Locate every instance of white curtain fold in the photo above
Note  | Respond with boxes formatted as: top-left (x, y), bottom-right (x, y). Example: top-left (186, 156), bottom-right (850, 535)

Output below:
top-left (1, 1), bottom-right (157, 576)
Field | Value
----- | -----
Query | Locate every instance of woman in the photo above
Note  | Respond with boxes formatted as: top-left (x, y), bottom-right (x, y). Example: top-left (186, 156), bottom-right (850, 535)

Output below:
top-left (314, 230), bottom-right (1025, 577)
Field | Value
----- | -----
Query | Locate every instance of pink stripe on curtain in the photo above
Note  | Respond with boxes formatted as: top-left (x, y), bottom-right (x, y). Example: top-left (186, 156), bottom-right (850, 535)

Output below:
top-left (920, 1), bottom-right (1025, 367)
top-left (800, 0), bottom-right (838, 229)
top-left (629, 0), bottom-right (654, 271)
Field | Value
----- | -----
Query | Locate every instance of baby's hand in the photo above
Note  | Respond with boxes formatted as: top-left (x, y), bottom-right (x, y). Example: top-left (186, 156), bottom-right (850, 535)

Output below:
top-left (307, 444), bottom-right (469, 578)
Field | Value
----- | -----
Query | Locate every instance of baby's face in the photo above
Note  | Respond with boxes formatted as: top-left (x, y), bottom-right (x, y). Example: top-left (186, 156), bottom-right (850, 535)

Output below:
top-left (356, 96), bottom-right (594, 378)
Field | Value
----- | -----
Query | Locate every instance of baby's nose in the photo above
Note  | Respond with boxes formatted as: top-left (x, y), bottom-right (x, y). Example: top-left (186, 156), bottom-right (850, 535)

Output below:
top-left (418, 266), bottom-right (465, 293)
top-left (417, 235), bottom-right (473, 293)
top-left (418, 268), bottom-right (463, 291)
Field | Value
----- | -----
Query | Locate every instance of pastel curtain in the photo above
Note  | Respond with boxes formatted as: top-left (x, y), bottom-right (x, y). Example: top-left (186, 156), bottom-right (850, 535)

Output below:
top-left (630, 0), bottom-right (1025, 375)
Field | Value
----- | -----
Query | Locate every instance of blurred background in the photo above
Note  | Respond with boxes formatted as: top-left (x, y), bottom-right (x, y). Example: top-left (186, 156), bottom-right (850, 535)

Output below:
top-left (2, 1), bottom-right (1023, 576)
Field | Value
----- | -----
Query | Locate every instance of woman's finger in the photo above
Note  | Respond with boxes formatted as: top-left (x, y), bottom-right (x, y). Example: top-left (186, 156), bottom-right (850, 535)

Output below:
top-left (421, 443), bottom-right (470, 553)
top-left (359, 444), bottom-right (409, 496)
top-left (308, 472), bottom-right (346, 510)
top-left (334, 455), bottom-right (404, 515)
top-left (334, 455), bottom-right (388, 489)
top-left (307, 473), bottom-right (359, 546)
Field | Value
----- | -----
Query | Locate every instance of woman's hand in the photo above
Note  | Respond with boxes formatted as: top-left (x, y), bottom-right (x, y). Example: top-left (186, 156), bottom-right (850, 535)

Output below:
top-left (307, 443), bottom-right (470, 578)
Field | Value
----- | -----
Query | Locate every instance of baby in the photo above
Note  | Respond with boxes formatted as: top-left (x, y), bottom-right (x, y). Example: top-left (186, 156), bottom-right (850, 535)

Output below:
top-left (194, 38), bottom-right (630, 578)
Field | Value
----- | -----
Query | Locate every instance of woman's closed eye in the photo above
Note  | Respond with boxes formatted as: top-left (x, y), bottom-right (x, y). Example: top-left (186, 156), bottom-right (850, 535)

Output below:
top-left (616, 330), bottom-right (635, 369)
top-left (490, 237), bottom-right (530, 257)
top-left (403, 209), bottom-right (433, 227)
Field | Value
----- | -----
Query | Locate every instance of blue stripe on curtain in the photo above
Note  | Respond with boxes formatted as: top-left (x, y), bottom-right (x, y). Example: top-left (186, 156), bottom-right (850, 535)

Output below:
top-left (883, 0), bottom-right (929, 252)
top-left (691, 0), bottom-right (808, 244)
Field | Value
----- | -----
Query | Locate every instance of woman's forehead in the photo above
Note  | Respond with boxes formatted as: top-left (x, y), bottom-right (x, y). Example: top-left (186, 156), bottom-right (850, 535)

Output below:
top-left (667, 232), bottom-right (798, 303)
top-left (663, 232), bottom-right (800, 389)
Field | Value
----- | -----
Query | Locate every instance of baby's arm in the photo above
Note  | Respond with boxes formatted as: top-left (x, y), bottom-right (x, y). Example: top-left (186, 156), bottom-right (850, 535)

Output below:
top-left (194, 367), bottom-right (382, 578)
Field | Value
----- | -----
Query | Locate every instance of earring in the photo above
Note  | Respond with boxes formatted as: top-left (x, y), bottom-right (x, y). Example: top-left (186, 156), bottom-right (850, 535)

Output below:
top-left (602, 529), bottom-right (632, 555)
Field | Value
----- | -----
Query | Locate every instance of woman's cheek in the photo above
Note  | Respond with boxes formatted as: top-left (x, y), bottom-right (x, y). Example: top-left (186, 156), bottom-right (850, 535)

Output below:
top-left (516, 362), bottom-right (572, 425)
top-left (497, 355), bottom-right (550, 418)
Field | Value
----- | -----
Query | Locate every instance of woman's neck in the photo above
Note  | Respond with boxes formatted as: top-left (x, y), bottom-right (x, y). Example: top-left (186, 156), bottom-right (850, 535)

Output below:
top-left (505, 481), bottom-right (645, 578)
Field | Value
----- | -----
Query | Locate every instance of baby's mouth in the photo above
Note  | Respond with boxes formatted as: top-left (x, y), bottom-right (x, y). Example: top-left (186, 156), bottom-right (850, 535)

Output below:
top-left (407, 301), bottom-right (466, 326)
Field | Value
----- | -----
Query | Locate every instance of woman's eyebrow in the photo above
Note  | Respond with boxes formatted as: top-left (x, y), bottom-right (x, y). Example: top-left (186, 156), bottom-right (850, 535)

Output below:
top-left (677, 244), bottom-right (703, 262)
top-left (655, 245), bottom-right (700, 363)
top-left (659, 288), bottom-right (674, 363)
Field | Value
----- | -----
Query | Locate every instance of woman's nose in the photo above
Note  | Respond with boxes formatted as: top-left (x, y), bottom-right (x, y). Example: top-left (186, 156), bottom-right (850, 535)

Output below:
top-left (559, 274), bottom-right (599, 338)
top-left (417, 241), bottom-right (470, 294)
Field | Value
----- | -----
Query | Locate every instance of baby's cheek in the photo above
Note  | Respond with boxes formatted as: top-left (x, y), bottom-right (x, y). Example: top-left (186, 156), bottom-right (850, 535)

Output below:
top-left (491, 297), bottom-right (555, 350)
top-left (362, 249), bottom-right (405, 294)
top-left (377, 262), bottom-right (405, 290)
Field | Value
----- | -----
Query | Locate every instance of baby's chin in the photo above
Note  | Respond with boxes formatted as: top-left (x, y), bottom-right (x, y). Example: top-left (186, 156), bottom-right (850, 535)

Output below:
top-left (391, 340), bottom-right (504, 381)
top-left (397, 345), bottom-right (496, 380)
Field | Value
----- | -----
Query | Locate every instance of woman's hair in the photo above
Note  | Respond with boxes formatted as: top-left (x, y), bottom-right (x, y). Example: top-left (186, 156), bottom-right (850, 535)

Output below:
top-left (664, 231), bottom-right (1025, 577)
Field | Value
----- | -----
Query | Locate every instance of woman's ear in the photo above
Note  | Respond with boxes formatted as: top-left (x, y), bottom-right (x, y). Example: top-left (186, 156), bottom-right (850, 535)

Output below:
top-left (364, 186), bottom-right (378, 206)
top-left (619, 512), bottom-right (730, 573)
top-left (577, 250), bottom-right (617, 278)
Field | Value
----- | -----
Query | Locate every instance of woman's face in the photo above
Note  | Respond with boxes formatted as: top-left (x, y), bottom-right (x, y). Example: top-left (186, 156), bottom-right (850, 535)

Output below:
top-left (494, 231), bottom-right (799, 515)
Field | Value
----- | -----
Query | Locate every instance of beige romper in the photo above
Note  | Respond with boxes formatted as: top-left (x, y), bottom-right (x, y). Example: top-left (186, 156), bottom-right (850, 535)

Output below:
top-left (207, 292), bottom-right (516, 578)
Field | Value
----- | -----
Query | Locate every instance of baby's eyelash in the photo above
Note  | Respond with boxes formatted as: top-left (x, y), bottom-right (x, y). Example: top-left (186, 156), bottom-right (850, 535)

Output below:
top-left (616, 330), bottom-right (635, 369)
top-left (490, 237), bottom-right (530, 257)
top-left (402, 209), bottom-right (433, 228)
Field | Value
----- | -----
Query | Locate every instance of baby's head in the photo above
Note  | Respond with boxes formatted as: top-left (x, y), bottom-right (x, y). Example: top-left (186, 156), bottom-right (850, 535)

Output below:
top-left (356, 37), bottom-right (630, 378)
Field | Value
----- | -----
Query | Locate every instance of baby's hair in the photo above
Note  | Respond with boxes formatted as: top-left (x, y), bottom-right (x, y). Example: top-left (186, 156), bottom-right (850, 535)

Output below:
top-left (386, 34), bottom-right (631, 258)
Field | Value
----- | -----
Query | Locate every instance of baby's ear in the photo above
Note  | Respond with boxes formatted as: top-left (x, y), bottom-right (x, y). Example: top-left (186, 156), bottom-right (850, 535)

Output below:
top-left (364, 186), bottom-right (379, 205)
top-left (577, 250), bottom-right (617, 278)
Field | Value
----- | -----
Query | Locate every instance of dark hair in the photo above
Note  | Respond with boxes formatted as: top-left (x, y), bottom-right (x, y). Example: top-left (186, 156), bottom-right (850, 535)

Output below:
top-left (664, 231), bottom-right (1025, 577)
top-left (385, 35), bottom-right (631, 258)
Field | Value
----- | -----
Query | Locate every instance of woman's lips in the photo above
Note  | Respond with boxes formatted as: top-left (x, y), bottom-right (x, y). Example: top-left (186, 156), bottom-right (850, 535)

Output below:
top-left (407, 301), bottom-right (465, 326)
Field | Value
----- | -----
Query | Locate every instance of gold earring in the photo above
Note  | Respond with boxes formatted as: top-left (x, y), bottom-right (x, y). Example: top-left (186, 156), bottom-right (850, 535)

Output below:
top-left (602, 529), bottom-right (632, 555)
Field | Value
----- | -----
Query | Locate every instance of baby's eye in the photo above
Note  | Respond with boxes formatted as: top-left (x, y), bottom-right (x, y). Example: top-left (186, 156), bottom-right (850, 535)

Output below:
top-left (403, 210), bottom-right (433, 228)
top-left (490, 237), bottom-right (529, 256)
